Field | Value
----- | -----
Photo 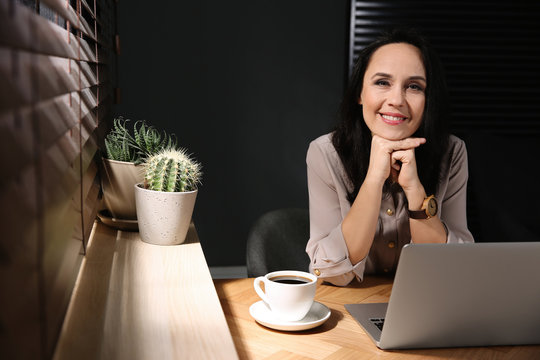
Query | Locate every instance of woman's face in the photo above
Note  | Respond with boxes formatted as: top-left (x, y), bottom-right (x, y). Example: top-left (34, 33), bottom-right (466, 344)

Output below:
top-left (359, 43), bottom-right (426, 141)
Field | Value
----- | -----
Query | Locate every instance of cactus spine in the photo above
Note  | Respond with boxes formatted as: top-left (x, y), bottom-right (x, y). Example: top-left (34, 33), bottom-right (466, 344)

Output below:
top-left (143, 149), bottom-right (202, 192)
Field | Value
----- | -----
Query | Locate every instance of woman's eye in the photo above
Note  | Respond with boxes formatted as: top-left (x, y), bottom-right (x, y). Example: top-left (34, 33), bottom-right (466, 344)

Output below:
top-left (408, 83), bottom-right (424, 91)
top-left (375, 79), bottom-right (390, 86)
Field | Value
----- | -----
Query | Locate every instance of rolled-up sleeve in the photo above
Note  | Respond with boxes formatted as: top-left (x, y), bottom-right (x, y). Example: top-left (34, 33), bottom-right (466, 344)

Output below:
top-left (439, 137), bottom-right (475, 244)
top-left (305, 138), bottom-right (365, 286)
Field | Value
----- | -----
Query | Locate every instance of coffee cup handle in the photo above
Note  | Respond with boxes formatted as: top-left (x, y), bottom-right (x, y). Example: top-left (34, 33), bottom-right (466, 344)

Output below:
top-left (254, 276), bottom-right (270, 306)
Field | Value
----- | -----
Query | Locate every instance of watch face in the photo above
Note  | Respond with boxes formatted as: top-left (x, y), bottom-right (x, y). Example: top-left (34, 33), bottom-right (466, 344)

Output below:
top-left (427, 197), bottom-right (438, 216)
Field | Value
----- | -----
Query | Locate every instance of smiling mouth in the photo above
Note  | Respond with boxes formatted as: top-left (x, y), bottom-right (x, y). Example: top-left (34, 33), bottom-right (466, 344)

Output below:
top-left (380, 113), bottom-right (407, 125)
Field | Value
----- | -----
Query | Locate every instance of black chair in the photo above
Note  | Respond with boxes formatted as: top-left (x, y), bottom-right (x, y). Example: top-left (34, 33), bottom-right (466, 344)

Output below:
top-left (246, 208), bottom-right (311, 277)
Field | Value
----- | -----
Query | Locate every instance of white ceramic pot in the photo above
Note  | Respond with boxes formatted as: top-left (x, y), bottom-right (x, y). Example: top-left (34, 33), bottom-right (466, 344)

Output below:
top-left (101, 158), bottom-right (144, 220)
top-left (134, 184), bottom-right (198, 245)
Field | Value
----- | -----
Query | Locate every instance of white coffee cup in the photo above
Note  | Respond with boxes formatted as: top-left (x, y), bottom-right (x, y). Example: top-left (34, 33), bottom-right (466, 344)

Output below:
top-left (254, 270), bottom-right (317, 321)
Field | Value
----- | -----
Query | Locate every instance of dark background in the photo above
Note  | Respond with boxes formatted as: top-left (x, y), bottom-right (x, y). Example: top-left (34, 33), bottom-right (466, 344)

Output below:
top-left (114, 1), bottom-right (349, 266)
top-left (115, 0), bottom-right (540, 267)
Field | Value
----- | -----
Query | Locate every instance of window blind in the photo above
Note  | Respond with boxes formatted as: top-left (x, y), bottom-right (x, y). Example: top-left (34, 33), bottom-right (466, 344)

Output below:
top-left (0, 0), bottom-right (117, 358)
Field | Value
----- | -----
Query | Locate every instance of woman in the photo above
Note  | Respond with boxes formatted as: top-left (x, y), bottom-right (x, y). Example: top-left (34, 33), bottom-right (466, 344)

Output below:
top-left (306, 28), bottom-right (474, 286)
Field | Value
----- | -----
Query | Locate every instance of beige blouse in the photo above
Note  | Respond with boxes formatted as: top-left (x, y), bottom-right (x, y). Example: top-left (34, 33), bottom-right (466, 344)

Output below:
top-left (305, 133), bottom-right (474, 286)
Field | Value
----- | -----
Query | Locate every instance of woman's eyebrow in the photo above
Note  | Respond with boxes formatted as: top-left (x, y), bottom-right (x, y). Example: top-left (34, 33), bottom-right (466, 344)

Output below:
top-left (409, 75), bottom-right (427, 82)
top-left (371, 72), bottom-right (392, 79)
top-left (370, 72), bottom-right (426, 83)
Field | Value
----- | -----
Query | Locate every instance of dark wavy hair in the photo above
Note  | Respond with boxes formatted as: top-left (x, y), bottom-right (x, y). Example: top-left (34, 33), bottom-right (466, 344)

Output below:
top-left (332, 28), bottom-right (450, 204)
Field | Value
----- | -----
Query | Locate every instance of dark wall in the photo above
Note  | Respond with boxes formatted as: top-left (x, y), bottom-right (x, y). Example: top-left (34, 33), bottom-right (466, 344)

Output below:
top-left (115, 1), bottom-right (349, 265)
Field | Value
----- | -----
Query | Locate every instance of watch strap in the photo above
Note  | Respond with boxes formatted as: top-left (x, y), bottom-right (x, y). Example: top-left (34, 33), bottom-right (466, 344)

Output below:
top-left (408, 208), bottom-right (430, 219)
top-left (408, 195), bottom-right (437, 219)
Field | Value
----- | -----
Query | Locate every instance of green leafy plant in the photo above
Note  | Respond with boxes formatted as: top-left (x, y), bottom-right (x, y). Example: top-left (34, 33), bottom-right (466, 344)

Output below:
top-left (143, 149), bottom-right (202, 192)
top-left (104, 117), bottom-right (136, 162)
top-left (104, 116), bottom-right (177, 164)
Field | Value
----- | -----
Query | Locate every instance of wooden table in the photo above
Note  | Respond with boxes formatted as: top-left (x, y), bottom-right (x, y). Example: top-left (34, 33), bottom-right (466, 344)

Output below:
top-left (54, 221), bottom-right (239, 360)
top-left (214, 277), bottom-right (540, 360)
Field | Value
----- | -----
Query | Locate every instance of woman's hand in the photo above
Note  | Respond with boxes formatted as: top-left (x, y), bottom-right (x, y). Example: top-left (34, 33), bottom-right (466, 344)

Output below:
top-left (365, 135), bottom-right (427, 209)
top-left (366, 135), bottom-right (425, 186)
top-left (391, 146), bottom-right (427, 209)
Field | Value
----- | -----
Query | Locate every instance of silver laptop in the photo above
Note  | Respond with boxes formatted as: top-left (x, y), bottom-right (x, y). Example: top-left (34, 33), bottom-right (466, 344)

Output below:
top-left (345, 242), bottom-right (540, 349)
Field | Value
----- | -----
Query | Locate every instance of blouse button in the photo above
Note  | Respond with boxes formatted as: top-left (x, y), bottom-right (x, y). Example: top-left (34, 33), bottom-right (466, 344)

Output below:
top-left (386, 208), bottom-right (394, 216)
top-left (314, 269), bottom-right (321, 276)
top-left (388, 242), bottom-right (396, 249)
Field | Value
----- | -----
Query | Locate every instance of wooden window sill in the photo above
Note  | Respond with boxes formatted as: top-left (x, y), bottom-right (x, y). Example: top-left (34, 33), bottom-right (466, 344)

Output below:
top-left (53, 221), bottom-right (239, 360)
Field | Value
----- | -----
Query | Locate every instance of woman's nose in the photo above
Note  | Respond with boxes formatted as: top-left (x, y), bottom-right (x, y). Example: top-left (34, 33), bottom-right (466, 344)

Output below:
top-left (388, 86), bottom-right (405, 107)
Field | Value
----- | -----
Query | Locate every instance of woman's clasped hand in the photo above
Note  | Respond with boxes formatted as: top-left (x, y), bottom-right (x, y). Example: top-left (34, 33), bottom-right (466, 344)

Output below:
top-left (367, 135), bottom-right (426, 193)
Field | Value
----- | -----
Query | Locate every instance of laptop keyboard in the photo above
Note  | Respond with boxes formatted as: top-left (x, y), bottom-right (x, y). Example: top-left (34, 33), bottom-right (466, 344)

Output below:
top-left (370, 318), bottom-right (385, 331)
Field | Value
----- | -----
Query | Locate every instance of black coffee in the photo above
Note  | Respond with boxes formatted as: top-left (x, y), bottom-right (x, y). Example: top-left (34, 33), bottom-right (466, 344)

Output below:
top-left (269, 276), bottom-right (311, 285)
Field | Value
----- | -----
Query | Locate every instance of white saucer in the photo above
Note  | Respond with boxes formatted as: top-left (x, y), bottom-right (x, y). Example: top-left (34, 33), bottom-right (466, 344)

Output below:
top-left (249, 300), bottom-right (331, 331)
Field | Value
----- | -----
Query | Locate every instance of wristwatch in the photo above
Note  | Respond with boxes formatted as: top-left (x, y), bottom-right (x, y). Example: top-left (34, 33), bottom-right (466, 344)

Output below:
top-left (408, 195), bottom-right (438, 219)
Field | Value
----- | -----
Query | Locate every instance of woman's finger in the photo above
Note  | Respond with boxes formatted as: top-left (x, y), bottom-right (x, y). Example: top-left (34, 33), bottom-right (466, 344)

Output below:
top-left (392, 150), bottom-right (417, 170)
top-left (372, 135), bottom-right (426, 153)
top-left (391, 149), bottom-right (422, 190)
top-left (390, 137), bottom-right (426, 151)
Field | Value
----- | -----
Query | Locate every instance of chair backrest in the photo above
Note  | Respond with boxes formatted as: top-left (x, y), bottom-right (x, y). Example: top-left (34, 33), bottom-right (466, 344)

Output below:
top-left (246, 208), bottom-right (311, 277)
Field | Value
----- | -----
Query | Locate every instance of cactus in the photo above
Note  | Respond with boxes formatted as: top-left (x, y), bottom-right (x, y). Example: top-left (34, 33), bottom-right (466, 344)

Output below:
top-left (143, 149), bottom-right (202, 192)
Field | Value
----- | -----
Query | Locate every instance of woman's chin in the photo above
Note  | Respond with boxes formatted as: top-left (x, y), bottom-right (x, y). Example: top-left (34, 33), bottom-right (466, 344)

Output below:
top-left (372, 132), bottom-right (408, 141)
top-left (371, 126), bottom-right (420, 141)
top-left (368, 121), bottom-right (421, 141)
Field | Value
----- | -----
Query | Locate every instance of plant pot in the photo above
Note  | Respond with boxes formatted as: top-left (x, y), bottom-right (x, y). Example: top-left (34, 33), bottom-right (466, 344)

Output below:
top-left (134, 184), bottom-right (198, 245)
top-left (101, 158), bottom-right (144, 220)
